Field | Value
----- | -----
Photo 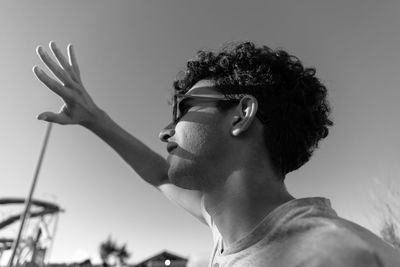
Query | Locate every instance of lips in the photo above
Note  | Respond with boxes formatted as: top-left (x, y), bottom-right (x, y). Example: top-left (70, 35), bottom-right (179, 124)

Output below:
top-left (166, 142), bottom-right (178, 153)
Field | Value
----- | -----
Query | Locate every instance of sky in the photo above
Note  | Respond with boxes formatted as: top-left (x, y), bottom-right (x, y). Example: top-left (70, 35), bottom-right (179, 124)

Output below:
top-left (1, 0), bottom-right (400, 265)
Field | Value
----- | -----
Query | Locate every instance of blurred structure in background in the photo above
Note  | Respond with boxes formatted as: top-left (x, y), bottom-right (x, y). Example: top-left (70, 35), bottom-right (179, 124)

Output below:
top-left (370, 177), bottom-right (400, 250)
top-left (0, 198), bottom-right (63, 266)
top-left (378, 186), bottom-right (400, 250)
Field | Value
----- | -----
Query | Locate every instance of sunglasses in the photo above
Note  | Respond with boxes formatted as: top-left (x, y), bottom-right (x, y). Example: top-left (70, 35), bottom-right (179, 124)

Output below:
top-left (172, 93), bottom-right (243, 123)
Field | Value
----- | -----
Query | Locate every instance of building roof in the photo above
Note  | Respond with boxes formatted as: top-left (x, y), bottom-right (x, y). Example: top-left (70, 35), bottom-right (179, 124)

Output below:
top-left (134, 250), bottom-right (187, 266)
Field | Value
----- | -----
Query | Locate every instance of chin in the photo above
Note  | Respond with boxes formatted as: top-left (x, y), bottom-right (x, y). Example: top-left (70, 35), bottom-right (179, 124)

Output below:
top-left (167, 162), bottom-right (200, 190)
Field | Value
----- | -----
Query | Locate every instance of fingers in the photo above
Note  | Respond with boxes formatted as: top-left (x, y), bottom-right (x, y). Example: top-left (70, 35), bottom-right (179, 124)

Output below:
top-left (67, 44), bottom-right (82, 83)
top-left (33, 66), bottom-right (74, 101)
top-left (49, 41), bottom-right (70, 73)
top-left (36, 44), bottom-right (79, 88)
top-left (50, 41), bottom-right (81, 83)
top-left (34, 42), bottom-right (90, 126)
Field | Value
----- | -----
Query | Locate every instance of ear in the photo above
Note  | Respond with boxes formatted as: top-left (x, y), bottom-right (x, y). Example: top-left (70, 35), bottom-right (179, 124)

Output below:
top-left (231, 95), bottom-right (258, 136)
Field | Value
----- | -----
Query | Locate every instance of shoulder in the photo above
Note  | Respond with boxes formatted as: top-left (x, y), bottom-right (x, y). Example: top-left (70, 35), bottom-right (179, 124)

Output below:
top-left (294, 247), bottom-right (384, 267)
top-left (279, 215), bottom-right (399, 267)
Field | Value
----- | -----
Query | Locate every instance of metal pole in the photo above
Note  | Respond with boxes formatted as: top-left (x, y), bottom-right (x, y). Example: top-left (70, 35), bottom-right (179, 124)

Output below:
top-left (7, 123), bottom-right (53, 267)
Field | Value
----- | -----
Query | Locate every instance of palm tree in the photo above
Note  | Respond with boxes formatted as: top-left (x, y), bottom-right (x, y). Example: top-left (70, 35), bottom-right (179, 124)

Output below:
top-left (116, 244), bottom-right (131, 266)
top-left (99, 236), bottom-right (118, 267)
top-left (99, 236), bottom-right (131, 266)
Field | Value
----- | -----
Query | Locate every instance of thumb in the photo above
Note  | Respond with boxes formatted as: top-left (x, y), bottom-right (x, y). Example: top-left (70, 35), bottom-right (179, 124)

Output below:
top-left (37, 112), bottom-right (72, 125)
top-left (37, 112), bottom-right (53, 121)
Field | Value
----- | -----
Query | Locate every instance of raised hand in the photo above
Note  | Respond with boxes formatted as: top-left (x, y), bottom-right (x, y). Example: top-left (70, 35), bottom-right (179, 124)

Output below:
top-left (33, 41), bottom-right (101, 127)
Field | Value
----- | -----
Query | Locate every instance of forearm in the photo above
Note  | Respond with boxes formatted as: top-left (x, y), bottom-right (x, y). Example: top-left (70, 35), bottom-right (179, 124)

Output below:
top-left (85, 109), bottom-right (169, 187)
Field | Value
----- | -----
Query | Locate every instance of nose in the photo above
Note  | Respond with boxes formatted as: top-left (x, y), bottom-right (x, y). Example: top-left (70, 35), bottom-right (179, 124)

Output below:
top-left (159, 123), bottom-right (176, 143)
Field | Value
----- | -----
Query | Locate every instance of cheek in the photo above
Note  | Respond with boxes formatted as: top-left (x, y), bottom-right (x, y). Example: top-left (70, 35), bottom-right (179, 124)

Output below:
top-left (179, 122), bottom-right (209, 153)
top-left (181, 123), bottom-right (228, 158)
top-left (174, 108), bottom-right (230, 156)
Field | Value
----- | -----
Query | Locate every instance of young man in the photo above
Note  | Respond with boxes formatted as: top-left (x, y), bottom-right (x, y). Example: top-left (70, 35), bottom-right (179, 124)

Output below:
top-left (33, 41), bottom-right (400, 266)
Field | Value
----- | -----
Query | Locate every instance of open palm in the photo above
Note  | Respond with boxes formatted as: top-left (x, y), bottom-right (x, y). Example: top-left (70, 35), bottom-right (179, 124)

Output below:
top-left (33, 41), bottom-right (100, 127)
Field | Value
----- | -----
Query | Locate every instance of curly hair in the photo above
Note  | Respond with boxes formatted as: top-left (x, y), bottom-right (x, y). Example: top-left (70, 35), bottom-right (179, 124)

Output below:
top-left (173, 41), bottom-right (333, 176)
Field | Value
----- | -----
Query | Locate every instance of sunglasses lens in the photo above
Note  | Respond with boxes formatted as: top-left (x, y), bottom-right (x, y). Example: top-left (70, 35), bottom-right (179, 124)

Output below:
top-left (172, 97), bottom-right (176, 122)
top-left (172, 95), bottom-right (180, 123)
top-left (171, 93), bottom-right (239, 123)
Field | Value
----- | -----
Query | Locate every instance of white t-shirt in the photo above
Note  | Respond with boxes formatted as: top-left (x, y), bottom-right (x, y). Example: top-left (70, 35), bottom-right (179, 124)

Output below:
top-left (201, 197), bottom-right (400, 267)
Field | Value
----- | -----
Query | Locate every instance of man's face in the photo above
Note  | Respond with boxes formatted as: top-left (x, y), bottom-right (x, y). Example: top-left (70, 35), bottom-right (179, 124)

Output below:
top-left (159, 80), bottom-right (234, 190)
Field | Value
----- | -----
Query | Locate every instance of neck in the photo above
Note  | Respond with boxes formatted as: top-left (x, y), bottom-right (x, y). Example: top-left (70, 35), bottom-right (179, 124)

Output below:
top-left (203, 168), bottom-right (294, 248)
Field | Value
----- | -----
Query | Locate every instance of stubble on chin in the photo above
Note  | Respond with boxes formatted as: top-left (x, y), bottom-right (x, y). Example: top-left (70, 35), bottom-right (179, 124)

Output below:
top-left (167, 157), bottom-right (205, 190)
